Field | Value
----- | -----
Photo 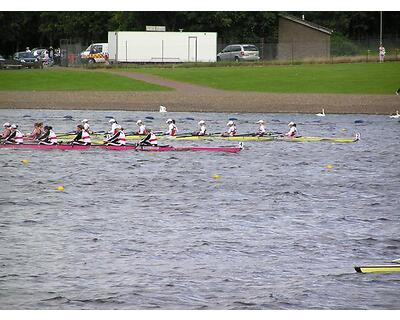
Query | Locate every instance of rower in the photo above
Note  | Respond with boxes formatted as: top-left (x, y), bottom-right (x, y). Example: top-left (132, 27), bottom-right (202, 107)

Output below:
top-left (1, 122), bottom-right (12, 140)
top-left (285, 122), bottom-right (298, 137)
top-left (195, 120), bottom-right (207, 136)
top-left (256, 120), bottom-right (266, 136)
top-left (136, 120), bottom-right (148, 135)
top-left (38, 126), bottom-right (58, 145)
top-left (70, 124), bottom-right (91, 145)
top-left (82, 119), bottom-right (93, 134)
top-left (105, 125), bottom-right (126, 146)
top-left (222, 120), bottom-right (237, 136)
top-left (108, 118), bottom-right (119, 136)
top-left (26, 122), bottom-right (43, 140)
top-left (138, 129), bottom-right (158, 146)
top-left (3, 124), bottom-right (24, 144)
top-left (166, 119), bottom-right (178, 136)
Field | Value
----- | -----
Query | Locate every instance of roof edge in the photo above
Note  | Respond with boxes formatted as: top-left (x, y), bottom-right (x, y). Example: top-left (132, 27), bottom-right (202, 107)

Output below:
top-left (279, 14), bottom-right (333, 35)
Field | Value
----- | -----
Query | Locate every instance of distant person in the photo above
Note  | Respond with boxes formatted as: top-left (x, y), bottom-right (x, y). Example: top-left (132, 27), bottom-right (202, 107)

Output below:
top-left (256, 120), bottom-right (266, 136)
top-left (25, 47), bottom-right (31, 52)
top-left (1, 122), bottom-right (12, 140)
top-left (285, 122), bottom-right (298, 137)
top-left (26, 122), bottom-right (44, 140)
top-left (3, 124), bottom-right (24, 144)
top-left (38, 126), bottom-right (58, 145)
top-left (396, 88), bottom-right (400, 95)
top-left (195, 120), bottom-right (207, 136)
top-left (222, 121), bottom-right (237, 137)
top-left (108, 119), bottom-right (119, 136)
top-left (81, 119), bottom-right (93, 134)
top-left (136, 120), bottom-right (148, 135)
top-left (70, 125), bottom-right (91, 145)
top-left (379, 44), bottom-right (385, 63)
top-left (165, 119), bottom-right (178, 136)
top-left (105, 125), bottom-right (126, 146)
top-left (138, 129), bottom-right (158, 146)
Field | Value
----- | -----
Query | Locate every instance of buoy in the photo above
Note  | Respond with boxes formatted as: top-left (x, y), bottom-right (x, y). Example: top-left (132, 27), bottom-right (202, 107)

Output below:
top-left (212, 174), bottom-right (221, 180)
top-left (341, 128), bottom-right (347, 131)
top-left (185, 117), bottom-right (195, 120)
top-left (57, 185), bottom-right (65, 191)
top-left (21, 159), bottom-right (29, 165)
top-left (325, 165), bottom-right (334, 170)
top-left (229, 117), bottom-right (238, 121)
top-left (354, 120), bottom-right (364, 124)
top-left (145, 116), bottom-right (155, 120)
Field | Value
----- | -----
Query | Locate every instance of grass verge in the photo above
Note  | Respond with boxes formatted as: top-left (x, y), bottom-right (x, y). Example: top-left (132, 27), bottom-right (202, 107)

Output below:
top-left (0, 68), bottom-right (171, 91)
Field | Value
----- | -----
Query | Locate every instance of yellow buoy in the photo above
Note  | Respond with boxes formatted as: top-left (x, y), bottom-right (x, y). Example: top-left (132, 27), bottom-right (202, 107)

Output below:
top-left (21, 159), bottom-right (29, 165)
top-left (57, 185), bottom-right (65, 191)
top-left (325, 165), bottom-right (334, 170)
top-left (212, 174), bottom-right (221, 180)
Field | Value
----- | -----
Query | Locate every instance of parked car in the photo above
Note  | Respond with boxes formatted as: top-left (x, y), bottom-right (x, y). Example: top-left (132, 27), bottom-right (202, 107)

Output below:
top-left (217, 44), bottom-right (260, 62)
top-left (13, 51), bottom-right (41, 68)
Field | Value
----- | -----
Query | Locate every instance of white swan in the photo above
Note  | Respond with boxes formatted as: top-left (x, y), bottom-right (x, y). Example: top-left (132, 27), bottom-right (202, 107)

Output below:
top-left (316, 108), bottom-right (326, 117)
top-left (159, 105), bottom-right (167, 113)
top-left (389, 110), bottom-right (400, 119)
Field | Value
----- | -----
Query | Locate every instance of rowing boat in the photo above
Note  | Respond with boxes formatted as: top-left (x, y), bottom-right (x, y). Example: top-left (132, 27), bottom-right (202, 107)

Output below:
top-left (354, 264), bottom-right (400, 273)
top-left (57, 133), bottom-right (359, 143)
top-left (171, 133), bottom-right (360, 143)
top-left (0, 143), bottom-right (243, 153)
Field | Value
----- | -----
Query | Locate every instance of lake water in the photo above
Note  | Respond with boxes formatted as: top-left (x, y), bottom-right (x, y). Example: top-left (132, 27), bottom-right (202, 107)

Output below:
top-left (0, 109), bottom-right (399, 309)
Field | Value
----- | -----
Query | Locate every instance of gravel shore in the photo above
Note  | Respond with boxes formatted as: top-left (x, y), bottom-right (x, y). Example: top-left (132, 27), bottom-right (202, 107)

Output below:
top-left (1, 71), bottom-right (398, 114)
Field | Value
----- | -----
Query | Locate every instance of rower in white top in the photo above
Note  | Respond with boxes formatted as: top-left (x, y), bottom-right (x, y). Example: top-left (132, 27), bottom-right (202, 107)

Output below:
top-left (70, 124), bottom-right (91, 145)
top-left (1, 122), bottom-right (12, 140)
top-left (223, 121), bottom-right (237, 136)
top-left (105, 125), bottom-right (126, 146)
top-left (285, 122), bottom-right (298, 137)
top-left (81, 119), bottom-right (93, 134)
top-left (136, 120), bottom-right (148, 135)
top-left (3, 124), bottom-right (24, 144)
top-left (316, 108), bottom-right (326, 117)
top-left (138, 129), bottom-right (158, 146)
top-left (389, 110), bottom-right (400, 119)
top-left (38, 126), bottom-right (58, 145)
top-left (165, 119), bottom-right (178, 136)
top-left (256, 120), bottom-right (266, 136)
top-left (195, 120), bottom-right (207, 136)
top-left (159, 105), bottom-right (167, 113)
top-left (108, 118), bottom-right (119, 136)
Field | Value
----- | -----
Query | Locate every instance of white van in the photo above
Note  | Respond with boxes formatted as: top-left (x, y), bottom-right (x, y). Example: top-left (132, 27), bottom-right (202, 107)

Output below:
top-left (80, 43), bottom-right (109, 64)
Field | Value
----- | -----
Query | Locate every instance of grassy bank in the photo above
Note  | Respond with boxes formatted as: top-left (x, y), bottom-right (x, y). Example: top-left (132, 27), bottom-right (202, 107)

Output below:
top-left (0, 69), bottom-right (171, 91)
top-left (126, 62), bottom-right (400, 94)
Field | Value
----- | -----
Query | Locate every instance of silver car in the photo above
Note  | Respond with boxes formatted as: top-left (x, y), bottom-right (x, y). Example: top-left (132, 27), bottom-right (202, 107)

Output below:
top-left (217, 44), bottom-right (260, 62)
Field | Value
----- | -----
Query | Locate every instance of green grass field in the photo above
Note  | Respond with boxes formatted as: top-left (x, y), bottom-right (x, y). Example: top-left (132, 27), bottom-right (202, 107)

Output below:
top-left (0, 69), bottom-right (170, 91)
top-left (129, 62), bottom-right (400, 94)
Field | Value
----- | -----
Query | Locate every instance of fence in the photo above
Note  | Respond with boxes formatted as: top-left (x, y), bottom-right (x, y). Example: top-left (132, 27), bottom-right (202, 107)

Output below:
top-left (60, 37), bottom-right (400, 67)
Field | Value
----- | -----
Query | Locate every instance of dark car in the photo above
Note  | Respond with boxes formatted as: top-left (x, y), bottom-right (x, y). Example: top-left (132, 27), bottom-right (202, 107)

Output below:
top-left (13, 51), bottom-right (40, 68)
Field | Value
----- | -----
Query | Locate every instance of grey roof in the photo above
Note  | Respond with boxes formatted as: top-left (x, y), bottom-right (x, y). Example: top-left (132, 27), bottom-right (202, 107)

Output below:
top-left (279, 14), bottom-right (333, 35)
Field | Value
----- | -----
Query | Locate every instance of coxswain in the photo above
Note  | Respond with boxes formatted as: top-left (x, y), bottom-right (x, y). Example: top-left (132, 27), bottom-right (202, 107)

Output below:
top-left (165, 119), bottom-right (178, 136)
top-left (138, 129), bottom-right (158, 146)
top-left (3, 124), bottom-right (24, 144)
top-left (38, 126), bottom-right (58, 145)
top-left (70, 124), bottom-right (91, 145)
top-left (26, 122), bottom-right (43, 140)
top-left (222, 121), bottom-right (237, 136)
top-left (136, 120), bottom-right (148, 135)
top-left (1, 122), bottom-right (12, 140)
top-left (285, 122), bottom-right (298, 137)
top-left (82, 119), bottom-right (93, 134)
top-left (195, 120), bottom-right (207, 136)
top-left (256, 120), bottom-right (266, 136)
top-left (105, 125), bottom-right (126, 146)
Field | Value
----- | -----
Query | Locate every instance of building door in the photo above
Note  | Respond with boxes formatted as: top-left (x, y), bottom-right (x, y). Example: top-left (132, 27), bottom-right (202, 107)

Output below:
top-left (188, 37), bottom-right (197, 62)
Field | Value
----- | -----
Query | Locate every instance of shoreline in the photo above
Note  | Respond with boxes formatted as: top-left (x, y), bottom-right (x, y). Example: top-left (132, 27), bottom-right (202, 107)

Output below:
top-left (0, 91), bottom-right (398, 114)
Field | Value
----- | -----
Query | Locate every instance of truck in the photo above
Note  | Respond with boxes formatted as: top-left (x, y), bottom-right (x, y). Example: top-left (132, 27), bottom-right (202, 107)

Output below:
top-left (80, 43), bottom-right (109, 64)
top-left (108, 31), bottom-right (217, 63)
